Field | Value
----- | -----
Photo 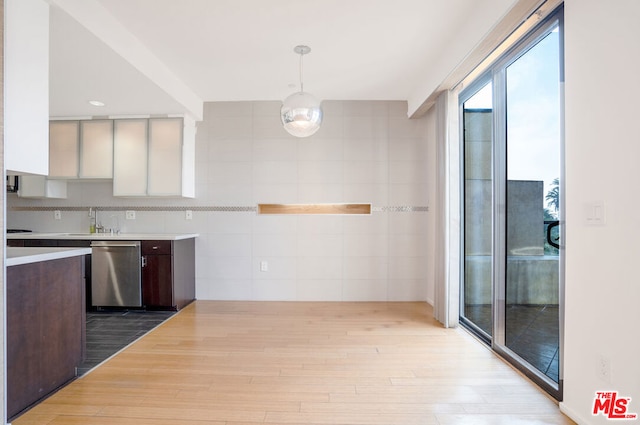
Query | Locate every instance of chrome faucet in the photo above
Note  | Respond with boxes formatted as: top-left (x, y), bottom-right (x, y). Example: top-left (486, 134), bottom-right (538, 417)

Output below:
top-left (94, 208), bottom-right (105, 233)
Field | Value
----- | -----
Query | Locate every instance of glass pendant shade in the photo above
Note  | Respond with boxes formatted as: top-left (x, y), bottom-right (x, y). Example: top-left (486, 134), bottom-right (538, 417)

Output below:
top-left (280, 91), bottom-right (323, 138)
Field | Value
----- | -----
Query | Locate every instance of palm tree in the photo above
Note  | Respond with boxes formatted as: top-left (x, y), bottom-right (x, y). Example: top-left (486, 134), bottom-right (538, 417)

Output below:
top-left (546, 178), bottom-right (560, 213)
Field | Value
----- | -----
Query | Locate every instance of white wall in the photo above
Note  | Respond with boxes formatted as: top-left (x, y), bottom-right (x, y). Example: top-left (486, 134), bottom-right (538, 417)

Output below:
top-left (561, 0), bottom-right (640, 423)
top-left (1, 1), bottom-right (6, 422)
top-left (7, 100), bottom-right (433, 303)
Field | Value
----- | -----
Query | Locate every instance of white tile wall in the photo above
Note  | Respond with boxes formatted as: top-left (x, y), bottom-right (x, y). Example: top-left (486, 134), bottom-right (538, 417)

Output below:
top-left (297, 256), bottom-right (343, 280)
top-left (253, 184), bottom-right (297, 204)
top-left (298, 161), bottom-right (343, 184)
top-left (252, 257), bottom-right (296, 280)
top-left (252, 214), bottom-right (298, 235)
top-left (298, 215), bottom-right (343, 235)
top-left (253, 233), bottom-right (298, 257)
top-left (343, 214), bottom-right (388, 235)
top-left (252, 279), bottom-right (297, 301)
top-left (343, 161), bottom-right (389, 184)
top-left (297, 279), bottom-right (342, 301)
top-left (208, 138), bottom-right (252, 162)
top-left (297, 184), bottom-right (344, 203)
top-left (252, 138), bottom-right (298, 161)
top-left (209, 162), bottom-right (252, 185)
top-left (344, 256), bottom-right (389, 280)
top-left (7, 100), bottom-right (432, 302)
top-left (297, 234), bottom-right (343, 257)
top-left (343, 279), bottom-right (388, 301)
top-left (205, 279), bottom-right (252, 300)
top-left (298, 138), bottom-right (343, 161)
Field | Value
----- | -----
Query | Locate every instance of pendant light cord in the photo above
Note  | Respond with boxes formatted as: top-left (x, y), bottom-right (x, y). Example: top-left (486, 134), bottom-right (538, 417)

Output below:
top-left (299, 51), bottom-right (304, 93)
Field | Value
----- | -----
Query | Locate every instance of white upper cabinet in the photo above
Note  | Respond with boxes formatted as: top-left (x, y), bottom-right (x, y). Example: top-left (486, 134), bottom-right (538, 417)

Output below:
top-left (113, 119), bottom-right (149, 196)
top-left (112, 117), bottom-right (195, 198)
top-left (4, 0), bottom-right (50, 175)
top-left (49, 120), bottom-right (114, 179)
top-left (148, 118), bottom-right (183, 196)
top-left (18, 175), bottom-right (67, 199)
top-left (49, 121), bottom-right (79, 178)
top-left (181, 116), bottom-right (196, 198)
top-left (80, 120), bottom-right (114, 178)
top-left (46, 116), bottom-right (194, 197)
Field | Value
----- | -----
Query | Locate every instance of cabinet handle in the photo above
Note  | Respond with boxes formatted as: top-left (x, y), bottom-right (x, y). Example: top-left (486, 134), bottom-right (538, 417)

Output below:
top-left (152, 246), bottom-right (159, 250)
top-left (141, 256), bottom-right (147, 267)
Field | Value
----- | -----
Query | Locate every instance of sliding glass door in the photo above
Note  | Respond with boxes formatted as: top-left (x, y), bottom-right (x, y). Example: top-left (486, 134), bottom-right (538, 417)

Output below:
top-left (503, 25), bottom-right (562, 385)
top-left (460, 7), bottom-right (564, 399)
top-left (462, 81), bottom-right (494, 340)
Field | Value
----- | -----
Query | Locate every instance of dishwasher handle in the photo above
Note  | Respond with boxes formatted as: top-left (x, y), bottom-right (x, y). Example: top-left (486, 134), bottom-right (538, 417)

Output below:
top-left (91, 241), bottom-right (140, 248)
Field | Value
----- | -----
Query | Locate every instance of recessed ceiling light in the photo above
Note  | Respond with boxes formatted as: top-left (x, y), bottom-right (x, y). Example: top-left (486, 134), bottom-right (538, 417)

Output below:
top-left (88, 100), bottom-right (105, 107)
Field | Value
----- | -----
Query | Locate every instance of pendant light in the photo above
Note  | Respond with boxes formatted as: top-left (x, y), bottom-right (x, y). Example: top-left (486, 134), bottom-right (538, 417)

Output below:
top-left (281, 45), bottom-right (323, 138)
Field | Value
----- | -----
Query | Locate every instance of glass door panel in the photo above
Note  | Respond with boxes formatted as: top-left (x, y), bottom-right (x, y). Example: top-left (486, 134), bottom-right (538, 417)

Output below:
top-left (459, 6), bottom-right (564, 399)
top-left (504, 27), bottom-right (562, 384)
top-left (462, 82), bottom-right (493, 338)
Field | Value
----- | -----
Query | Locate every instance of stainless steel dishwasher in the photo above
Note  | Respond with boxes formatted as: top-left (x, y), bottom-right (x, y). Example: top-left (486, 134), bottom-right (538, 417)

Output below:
top-left (91, 241), bottom-right (142, 307)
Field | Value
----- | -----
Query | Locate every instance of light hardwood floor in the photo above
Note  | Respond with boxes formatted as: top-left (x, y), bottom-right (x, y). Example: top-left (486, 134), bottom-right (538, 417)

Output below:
top-left (13, 301), bottom-right (575, 425)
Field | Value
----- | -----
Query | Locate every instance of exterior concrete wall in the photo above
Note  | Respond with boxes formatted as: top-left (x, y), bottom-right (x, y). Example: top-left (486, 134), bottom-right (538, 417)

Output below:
top-left (464, 110), bottom-right (557, 306)
top-left (507, 180), bottom-right (544, 256)
top-left (466, 255), bottom-right (559, 304)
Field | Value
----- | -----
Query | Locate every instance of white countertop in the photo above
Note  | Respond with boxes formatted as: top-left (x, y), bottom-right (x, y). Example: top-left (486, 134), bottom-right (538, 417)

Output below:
top-left (6, 247), bottom-right (92, 267)
top-left (7, 232), bottom-right (199, 241)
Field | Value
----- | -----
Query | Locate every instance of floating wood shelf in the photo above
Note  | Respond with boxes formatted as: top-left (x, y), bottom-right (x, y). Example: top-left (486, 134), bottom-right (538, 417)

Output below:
top-left (257, 203), bottom-right (371, 215)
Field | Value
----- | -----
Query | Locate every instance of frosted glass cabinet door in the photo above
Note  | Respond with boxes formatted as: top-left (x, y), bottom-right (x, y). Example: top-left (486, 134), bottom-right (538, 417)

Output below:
top-left (113, 119), bottom-right (148, 196)
top-left (80, 120), bottom-right (114, 178)
top-left (49, 121), bottom-right (79, 178)
top-left (148, 118), bottom-right (183, 196)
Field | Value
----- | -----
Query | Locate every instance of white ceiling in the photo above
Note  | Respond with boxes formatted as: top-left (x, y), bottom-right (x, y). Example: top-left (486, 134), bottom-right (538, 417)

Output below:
top-left (48, 0), bottom-right (520, 119)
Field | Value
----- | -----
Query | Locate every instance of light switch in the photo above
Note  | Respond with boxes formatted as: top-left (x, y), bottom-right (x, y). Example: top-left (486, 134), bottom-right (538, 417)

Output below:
top-left (125, 210), bottom-right (136, 220)
top-left (585, 201), bottom-right (605, 226)
top-left (185, 210), bottom-right (193, 220)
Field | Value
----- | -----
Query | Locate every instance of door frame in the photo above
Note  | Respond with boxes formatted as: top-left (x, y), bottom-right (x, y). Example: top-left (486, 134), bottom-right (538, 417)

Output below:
top-left (459, 5), bottom-right (565, 400)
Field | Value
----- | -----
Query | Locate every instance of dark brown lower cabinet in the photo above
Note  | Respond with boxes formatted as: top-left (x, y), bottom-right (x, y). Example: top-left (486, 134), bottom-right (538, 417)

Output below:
top-left (142, 249), bottom-right (173, 307)
top-left (7, 237), bottom-right (195, 311)
top-left (141, 238), bottom-right (195, 310)
top-left (6, 256), bottom-right (86, 420)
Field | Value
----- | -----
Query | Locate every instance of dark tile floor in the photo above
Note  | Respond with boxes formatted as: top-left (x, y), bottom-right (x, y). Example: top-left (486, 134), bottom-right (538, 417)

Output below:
top-left (78, 310), bottom-right (174, 375)
top-left (464, 304), bottom-right (559, 382)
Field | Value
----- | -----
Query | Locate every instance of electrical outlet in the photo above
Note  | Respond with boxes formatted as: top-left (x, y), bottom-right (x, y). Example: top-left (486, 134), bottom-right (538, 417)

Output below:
top-left (598, 355), bottom-right (611, 382)
top-left (54, 210), bottom-right (62, 220)
top-left (260, 261), bottom-right (268, 272)
top-left (185, 210), bottom-right (193, 220)
top-left (125, 210), bottom-right (136, 220)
